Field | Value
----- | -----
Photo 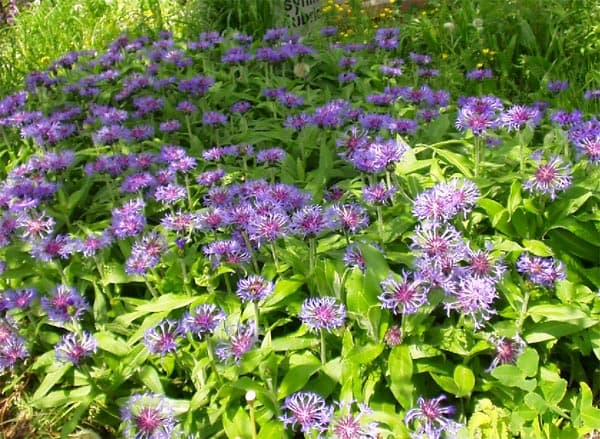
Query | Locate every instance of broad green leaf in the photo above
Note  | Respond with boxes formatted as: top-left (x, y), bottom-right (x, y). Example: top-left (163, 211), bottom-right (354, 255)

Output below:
top-left (277, 352), bottom-right (321, 399)
top-left (434, 147), bottom-right (473, 178)
top-left (528, 304), bottom-right (592, 322)
top-left (516, 348), bottom-right (539, 378)
top-left (521, 239), bottom-right (553, 257)
top-left (388, 345), bottom-right (413, 409)
top-left (347, 342), bottom-right (384, 365)
top-left (577, 382), bottom-right (600, 430)
top-left (508, 180), bottom-right (522, 213)
top-left (491, 364), bottom-right (537, 391)
top-left (222, 406), bottom-right (252, 439)
top-left (525, 320), bottom-right (598, 343)
top-left (454, 365), bottom-right (475, 397)
top-left (524, 392), bottom-right (547, 414)
top-left (257, 421), bottom-right (287, 439)
top-left (139, 365), bottom-right (163, 393)
top-left (96, 331), bottom-right (130, 357)
top-left (135, 294), bottom-right (196, 313)
top-left (430, 373), bottom-right (459, 395)
top-left (540, 378), bottom-right (567, 406)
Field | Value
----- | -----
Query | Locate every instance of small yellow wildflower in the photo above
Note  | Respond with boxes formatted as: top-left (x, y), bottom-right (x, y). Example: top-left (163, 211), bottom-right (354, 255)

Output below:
top-left (476, 62), bottom-right (484, 68)
top-left (143, 9), bottom-right (153, 17)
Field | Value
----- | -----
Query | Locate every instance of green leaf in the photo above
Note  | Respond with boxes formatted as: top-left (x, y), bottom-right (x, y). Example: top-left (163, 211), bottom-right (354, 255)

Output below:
top-left (516, 348), bottom-right (539, 377)
top-left (577, 382), bottom-right (600, 430)
top-left (454, 365), bottom-right (475, 397)
top-left (347, 343), bottom-right (384, 365)
top-left (434, 147), bottom-right (473, 178)
top-left (528, 304), bottom-right (593, 322)
top-left (524, 392), bottom-right (547, 414)
top-left (491, 364), bottom-right (537, 391)
top-left (139, 365), bottom-right (163, 393)
top-left (96, 331), bottom-right (130, 357)
top-left (222, 406), bottom-right (251, 439)
top-left (135, 294), bottom-right (196, 313)
top-left (32, 364), bottom-right (72, 403)
top-left (521, 240), bottom-right (553, 257)
top-left (430, 373), bottom-right (459, 395)
top-left (525, 320), bottom-right (599, 343)
top-left (508, 180), bottom-right (522, 214)
top-left (388, 345), bottom-right (413, 409)
top-left (540, 378), bottom-right (567, 406)
top-left (277, 352), bottom-right (321, 399)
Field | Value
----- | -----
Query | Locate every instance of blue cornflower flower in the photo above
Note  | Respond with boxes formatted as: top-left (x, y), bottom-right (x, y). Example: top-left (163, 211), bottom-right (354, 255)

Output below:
top-left (55, 331), bottom-right (98, 364)
top-left (299, 297), bottom-right (346, 332)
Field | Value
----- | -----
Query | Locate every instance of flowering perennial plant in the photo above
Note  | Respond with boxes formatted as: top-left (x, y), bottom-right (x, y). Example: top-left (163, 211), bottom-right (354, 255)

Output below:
top-left (0, 18), bottom-right (597, 439)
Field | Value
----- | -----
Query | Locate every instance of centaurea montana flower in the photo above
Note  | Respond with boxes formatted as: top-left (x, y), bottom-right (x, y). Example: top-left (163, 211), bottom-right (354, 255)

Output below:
top-left (523, 155), bottom-right (572, 199)
top-left (40, 285), bottom-right (89, 323)
top-left (280, 391), bottom-right (333, 436)
top-left (487, 334), bottom-right (526, 371)
top-left (215, 321), bottom-right (257, 364)
top-left (236, 275), bottom-right (274, 303)
top-left (181, 304), bottom-right (226, 339)
top-left (516, 253), bottom-right (566, 287)
top-left (405, 394), bottom-right (462, 439)
top-left (55, 331), bottom-right (98, 364)
top-left (299, 297), bottom-right (346, 332)
top-left (379, 271), bottom-right (429, 315)
top-left (120, 392), bottom-right (178, 439)
top-left (143, 320), bottom-right (181, 357)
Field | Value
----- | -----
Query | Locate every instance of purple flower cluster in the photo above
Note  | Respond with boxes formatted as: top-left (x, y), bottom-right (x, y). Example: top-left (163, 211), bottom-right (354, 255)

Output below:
top-left (516, 253), bottom-right (566, 287)
top-left (0, 320), bottom-right (29, 371)
top-left (125, 232), bottom-right (167, 276)
top-left (412, 178), bottom-right (480, 223)
top-left (120, 392), bottom-right (178, 439)
top-left (456, 95), bottom-right (503, 136)
top-left (40, 284), bottom-right (89, 323)
top-left (405, 394), bottom-right (462, 439)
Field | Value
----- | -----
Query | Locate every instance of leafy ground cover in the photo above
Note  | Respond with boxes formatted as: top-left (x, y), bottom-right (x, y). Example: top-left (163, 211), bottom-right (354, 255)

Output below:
top-left (0, 1), bottom-right (599, 438)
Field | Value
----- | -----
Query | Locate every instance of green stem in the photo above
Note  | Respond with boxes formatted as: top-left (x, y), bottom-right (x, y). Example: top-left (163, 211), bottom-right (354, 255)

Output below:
top-left (518, 131), bottom-right (526, 177)
top-left (473, 135), bottom-right (482, 178)
top-left (206, 337), bottom-right (223, 385)
top-left (145, 279), bottom-right (160, 298)
top-left (376, 205), bottom-right (384, 243)
top-left (270, 242), bottom-right (280, 271)
top-left (308, 237), bottom-right (316, 276)
top-left (516, 290), bottom-right (530, 332)
top-left (253, 301), bottom-right (260, 338)
top-left (320, 330), bottom-right (327, 365)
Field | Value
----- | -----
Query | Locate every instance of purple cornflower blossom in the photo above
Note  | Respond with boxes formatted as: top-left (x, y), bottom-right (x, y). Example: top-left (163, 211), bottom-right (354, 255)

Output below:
top-left (336, 126), bottom-right (370, 160)
top-left (330, 401), bottom-right (379, 439)
top-left (374, 27), bottom-right (400, 50)
top-left (176, 100), bottom-right (198, 114)
top-left (247, 211), bottom-right (289, 243)
top-left (221, 46), bottom-right (253, 63)
top-left (500, 105), bottom-right (542, 131)
top-left (312, 99), bottom-right (351, 128)
top-left (405, 395), bottom-right (462, 439)
top-left (120, 393), bottom-right (178, 439)
top-left (284, 113), bottom-right (313, 130)
top-left (202, 111), bottom-right (228, 126)
top-left (409, 52), bottom-right (431, 65)
top-left (387, 118), bottom-right (419, 135)
top-left (455, 107), bottom-right (498, 136)
top-left (277, 92), bottom-right (305, 108)
top-left (576, 135), bottom-right (600, 163)
top-left (55, 331), bottom-right (98, 364)
top-left (343, 244), bottom-right (366, 272)
top-left (230, 100), bottom-right (252, 114)
top-left (290, 205), bottom-right (336, 237)
top-left (196, 169), bottom-right (226, 186)
top-left (379, 271), bottom-right (430, 315)
top-left (181, 304), bottom-right (226, 339)
top-left (30, 234), bottom-right (74, 262)
top-left (299, 297), bottom-right (346, 332)
top-left (444, 275), bottom-right (498, 329)
top-left (120, 172), bottom-right (156, 194)
top-left (487, 334), bottom-right (526, 371)
top-left (92, 124), bottom-right (131, 145)
top-left (2, 288), bottom-right (37, 310)
top-left (153, 183), bottom-right (187, 205)
top-left (328, 203), bottom-right (370, 233)
top-left (320, 26), bottom-right (338, 36)
top-left (411, 222), bottom-right (466, 261)
top-left (516, 253), bottom-right (566, 287)
top-left (523, 155), bottom-right (572, 199)
top-left (362, 182), bottom-right (397, 205)
top-left (358, 113), bottom-right (392, 131)
top-left (144, 320), bottom-right (181, 357)
top-left (178, 75), bottom-right (215, 96)
top-left (161, 210), bottom-right (200, 233)
top-left (215, 321), bottom-right (257, 363)
top-left (412, 179), bottom-right (479, 223)
top-left (584, 89), bottom-right (600, 100)
top-left (77, 231), bottom-right (113, 257)
top-left (461, 244), bottom-right (506, 282)
top-left (256, 147), bottom-right (286, 164)
top-left (111, 198), bottom-right (146, 239)
top-left (547, 80), bottom-right (568, 93)
top-left (0, 334), bottom-right (29, 371)
top-left (41, 285), bottom-right (89, 323)
top-left (236, 275), bottom-right (274, 302)
top-left (158, 119), bottom-right (181, 133)
top-left (203, 238), bottom-right (251, 267)
top-left (16, 210), bottom-right (55, 241)
top-left (338, 72), bottom-right (358, 83)
top-left (280, 391), bottom-right (333, 436)
top-left (466, 68), bottom-right (493, 80)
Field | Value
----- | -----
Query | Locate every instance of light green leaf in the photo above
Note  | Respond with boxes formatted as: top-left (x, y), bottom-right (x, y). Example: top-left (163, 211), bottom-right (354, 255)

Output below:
top-left (96, 331), bottom-right (130, 357)
top-left (521, 239), bottom-right (554, 257)
top-left (389, 345), bottom-right (413, 409)
top-left (277, 352), bottom-right (321, 399)
top-left (454, 365), bottom-right (475, 397)
top-left (32, 364), bottom-right (71, 402)
top-left (516, 348), bottom-right (539, 378)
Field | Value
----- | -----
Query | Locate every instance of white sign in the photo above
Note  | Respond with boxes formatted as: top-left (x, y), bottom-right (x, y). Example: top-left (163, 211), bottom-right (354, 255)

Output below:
top-left (284, 0), bottom-right (322, 29)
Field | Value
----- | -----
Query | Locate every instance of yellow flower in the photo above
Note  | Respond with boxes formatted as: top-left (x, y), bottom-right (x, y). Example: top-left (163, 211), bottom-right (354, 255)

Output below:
top-left (40, 55), bottom-right (50, 64)
top-left (442, 53), bottom-right (449, 60)
top-left (143, 9), bottom-right (153, 17)
top-left (482, 48), bottom-right (490, 55)
top-left (477, 62), bottom-right (484, 68)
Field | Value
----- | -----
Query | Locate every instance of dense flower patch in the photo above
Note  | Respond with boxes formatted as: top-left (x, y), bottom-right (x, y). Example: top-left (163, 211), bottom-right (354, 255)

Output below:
top-left (0, 24), bottom-right (598, 438)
